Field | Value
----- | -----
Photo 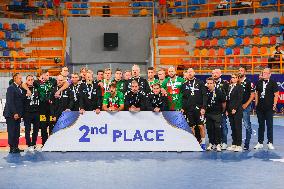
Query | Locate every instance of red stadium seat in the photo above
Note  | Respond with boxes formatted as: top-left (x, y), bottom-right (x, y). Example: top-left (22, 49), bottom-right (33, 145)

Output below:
top-left (253, 28), bottom-right (261, 36)
top-left (260, 47), bottom-right (268, 55)
top-left (270, 36), bottom-right (277, 45)
top-left (215, 21), bottom-right (222, 28)
top-left (204, 39), bottom-right (210, 47)
top-left (243, 37), bottom-right (251, 46)
top-left (217, 48), bottom-right (225, 56)
top-left (254, 18), bottom-right (261, 26)
top-left (208, 48), bottom-right (215, 56)
top-left (251, 46), bottom-right (259, 55)
top-left (195, 39), bottom-right (203, 47)
top-left (233, 57), bottom-right (240, 67)
top-left (233, 47), bottom-right (240, 55)
top-left (223, 20), bottom-right (230, 27)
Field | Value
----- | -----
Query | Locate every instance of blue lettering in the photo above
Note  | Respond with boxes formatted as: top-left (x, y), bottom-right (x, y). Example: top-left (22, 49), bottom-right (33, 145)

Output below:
top-left (90, 127), bottom-right (98, 135)
top-left (156, 130), bottom-right (164, 141)
top-left (133, 130), bottom-right (143, 141)
top-left (113, 130), bottom-right (122, 142)
top-left (124, 130), bottom-right (132, 141)
top-left (99, 124), bottom-right (107, 134)
top-left (79, 125), bottom-right (90, 142)
top-left (144, 130), bottom-right (154, 141)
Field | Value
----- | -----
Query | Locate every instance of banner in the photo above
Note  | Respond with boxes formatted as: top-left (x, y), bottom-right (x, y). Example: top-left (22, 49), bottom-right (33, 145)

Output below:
top-left (42, 111), bottom-right (202, 152)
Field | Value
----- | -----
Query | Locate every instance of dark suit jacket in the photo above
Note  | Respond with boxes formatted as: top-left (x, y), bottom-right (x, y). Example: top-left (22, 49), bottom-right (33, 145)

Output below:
top-left (3, 83), bottom-right (25, 118)
top-left (227, 84), bottom-right (243, 113)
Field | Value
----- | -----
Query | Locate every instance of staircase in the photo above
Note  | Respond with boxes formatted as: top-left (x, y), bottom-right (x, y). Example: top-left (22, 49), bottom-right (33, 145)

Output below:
top-left (155, 22), bottom-right (190, 69)
top-left (24, 20), bottom-right (65, 75)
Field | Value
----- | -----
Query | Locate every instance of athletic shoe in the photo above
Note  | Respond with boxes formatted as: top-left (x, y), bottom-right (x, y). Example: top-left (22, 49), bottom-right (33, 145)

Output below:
top-left (206, 143), bottom-right (213, 151)
top-left (227, 145), bottom-right (236, 151)
top-left (234, 146), bottom-right (243, 152)
top-left (243, 145), bottom-right (249, 151)
top-left (200, 144), bottom-right (206, 151)
top-left (221, 143), bottom-right (227, 150)
top-left (267, 143), bottom-right (275, 150)
top-left (25, 146), bottom-right (35, 153)
top-left (216, 144), bottom-right (222, 152)
top-left (35, 146), bottom-right (42, 152)
top-left (254, 142), bottom-right (264, 150)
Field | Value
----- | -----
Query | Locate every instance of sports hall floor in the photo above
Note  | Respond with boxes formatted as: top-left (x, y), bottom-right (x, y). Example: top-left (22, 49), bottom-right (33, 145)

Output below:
top-left (0, 116), bottom-right (283, 189)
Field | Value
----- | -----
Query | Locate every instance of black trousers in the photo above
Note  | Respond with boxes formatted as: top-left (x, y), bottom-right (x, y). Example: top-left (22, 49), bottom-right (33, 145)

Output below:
top-left (228, 110), bottom-right (243, 146)
top-left (39, 102), bottom-right (50, 146)
top-left (23, 112), bottom-right (40, 146)
top-left (256, 109), bottom-right (274, 144)
top-left (206, 113), bottom-right (222, 145)
top-left (6, 118), bottom-right (21, 148)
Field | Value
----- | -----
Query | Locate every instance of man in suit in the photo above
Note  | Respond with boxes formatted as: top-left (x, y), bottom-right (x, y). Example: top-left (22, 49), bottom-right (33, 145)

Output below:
top-left (3, 73), bottom-right (25, 153)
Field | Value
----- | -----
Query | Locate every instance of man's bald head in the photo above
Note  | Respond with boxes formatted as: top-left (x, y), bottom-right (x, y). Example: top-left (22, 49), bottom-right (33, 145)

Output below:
top-left (168, 67), bottom-right (176, 78)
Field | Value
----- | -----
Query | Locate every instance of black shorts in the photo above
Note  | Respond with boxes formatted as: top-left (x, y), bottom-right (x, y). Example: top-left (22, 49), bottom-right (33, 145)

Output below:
top-left (184, 108), bottom-right (205, 127)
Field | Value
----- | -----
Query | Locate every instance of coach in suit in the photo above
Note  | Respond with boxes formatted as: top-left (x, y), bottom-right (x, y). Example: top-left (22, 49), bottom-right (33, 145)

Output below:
top-left (3, 73), bottom-right (25, 153)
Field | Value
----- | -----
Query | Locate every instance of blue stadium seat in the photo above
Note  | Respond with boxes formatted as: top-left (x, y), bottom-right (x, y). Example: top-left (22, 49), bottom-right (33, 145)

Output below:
top-left (73, 3), bottom-right (80, 8)
top-left (167, 8), bottom-right (173, 14)
top-left (237, 28), bottom-right (244, 36)
top-left (11, 23), bottom-right (18, 31)
top-left (235, 37), bottom-right (243, 46)
top-left (132, 2), bottom-right (140, 7)
top-left (47, 1), bottom-right (53, 8)
top-left (0, 40), bottom-right (5, 48)
top-left (174, 1), bottom-right (182, 6)
top-left (5, 31), bottom-right (11, 39)
top-left (246, 19), bottom-right (254, 26)
top-left (244, 47), bottom-right (251, 55)
top-left (213, 30), bottom-right (220, 37)
top-left (207, 29), bottom-right (213, 38)
top-left (218, 39), bottom-right (226, 46)
top-left (208, 21), bottom-right (215, 29)
top-left (270, 0), bottom-right (277, 4)
top-left (3, 50), bottom-right (10, 56)
top-left (80, 10), bottom-right (87, 14)
top-left (71, 10), bottom-right (80, 14)
top-left (199, 30), bottom-right (207, 38)
top-left (270, 27), bottom-right (279, 35)
top-left (176, 8), bottom-right (186, 13)
top-left (192, 0), bottom-right (199, 4)
top-left (272, 17), bottom-right (280, 25)
top-left (245, 28), bottom-right (253, 36)
top-left (132, 9), bottom-right (140, 15)
top-left (193, 22), bottom-right (200, 30)
top-left (81, 3), bottom-right (88, 8)
top-left (19, 23), bottom-right (26, 31)
top-left (11, 32), bottom-right (20, 40)
top-left (262, 18), bottom-right (269, 26)
top-left (262, 27), bottom-right (270, 35)
top-left (228, 29), bottom-right (236, 36)
top-left (261, 1), bottom-right (269, 6)
top-left (225, 48), bottom-right (233, 55)
top-left (237, 20), bottom-right (245, 27)
top-left (199, 0), bottom-right (206, 4)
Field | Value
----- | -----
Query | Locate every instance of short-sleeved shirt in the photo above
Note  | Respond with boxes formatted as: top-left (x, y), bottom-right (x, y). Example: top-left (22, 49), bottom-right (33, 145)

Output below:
top-left (240, 77), bottom-right (255, 104)
top-left (161, 76), bottom-right (185, 110)
top-left (34, 77), bottom-right (57, 102)
top-left (255, 79), bottom-right (279, 111)
top-left (103, 91), bottom-right (124, 108)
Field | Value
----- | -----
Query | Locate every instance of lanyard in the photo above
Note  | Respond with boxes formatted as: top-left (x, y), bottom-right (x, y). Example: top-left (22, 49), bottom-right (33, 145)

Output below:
top-left (72, 84), bottom-right (80, 101)
top-left (261, 80), bottom-right (269, 98)
top-left (169, 77), bottom-right (178, 91)
top-left (228, 84), bottom-right (236, 100)
top-left (87, 83), bottom-right (93, 99)
top-left (188, 78), bottom-right (196, 96)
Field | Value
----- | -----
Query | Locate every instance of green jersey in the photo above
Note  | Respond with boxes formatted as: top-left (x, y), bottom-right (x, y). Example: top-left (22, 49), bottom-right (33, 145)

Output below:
top-left (148, 78), bottom-right (159, 90)
top-left (161, 76), bottom-right (185, 110)
top-left (103, 91), bottom-right (124, 108)
top-left (34, 77), bottom-right (57, 102)
top-left (112, 79), bottom-right (124, 93)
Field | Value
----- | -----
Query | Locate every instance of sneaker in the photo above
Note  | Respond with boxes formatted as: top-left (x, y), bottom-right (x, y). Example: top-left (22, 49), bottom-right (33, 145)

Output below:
top-left (227, 145), bottom-right (236, 151)
top-left (216, 144), bottom-right (222, 152)
top-left (254, 142), bottom-right (264, 150)
top-left (200, 144), bottom-right (206, 151)
top-left (234, 146), bottom-right (243, 152)
top-left (267, 143), bottom-right (275, 150)
top-left (206, 143), bottom-right (214, 151)
top-left (243, 145), bottom-right (249, 151)
top-left (35, 146), bottom-right (42, 152)
top-left (221, 143), bottom-right (227, 150)
top-left (25, 146), bottom-right (35, 153)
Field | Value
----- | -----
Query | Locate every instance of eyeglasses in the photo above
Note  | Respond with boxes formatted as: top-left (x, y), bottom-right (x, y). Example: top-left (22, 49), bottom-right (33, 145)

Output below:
top-left (231, 77), bottom-right (237, 78)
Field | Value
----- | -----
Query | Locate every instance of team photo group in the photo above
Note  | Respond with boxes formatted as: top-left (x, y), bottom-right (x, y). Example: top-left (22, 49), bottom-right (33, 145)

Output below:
top-left (4, 65), bottom-right (279, 153)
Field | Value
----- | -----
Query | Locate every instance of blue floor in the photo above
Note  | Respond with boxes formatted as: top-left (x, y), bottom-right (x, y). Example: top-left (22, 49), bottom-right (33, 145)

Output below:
top-left (0, 116), bottom-right (284, 189)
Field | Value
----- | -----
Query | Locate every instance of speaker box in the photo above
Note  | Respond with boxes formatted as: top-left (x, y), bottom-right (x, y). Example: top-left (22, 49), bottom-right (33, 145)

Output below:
top-left (104, 33), bottom-right (118, 48)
